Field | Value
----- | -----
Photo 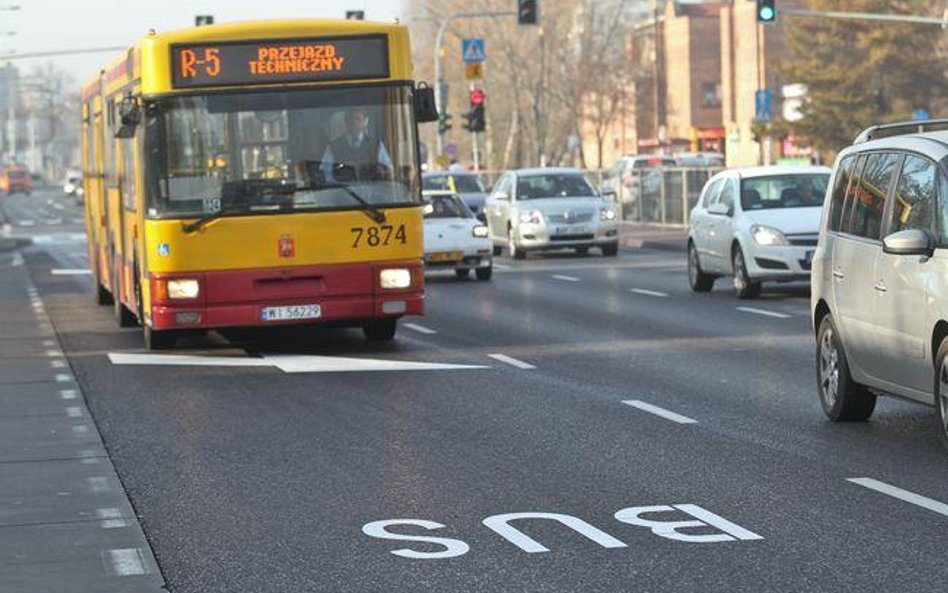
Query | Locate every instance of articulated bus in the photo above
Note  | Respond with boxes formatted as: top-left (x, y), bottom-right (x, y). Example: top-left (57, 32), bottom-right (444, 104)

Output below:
top-left (81, 20), bottom-right (438, 349)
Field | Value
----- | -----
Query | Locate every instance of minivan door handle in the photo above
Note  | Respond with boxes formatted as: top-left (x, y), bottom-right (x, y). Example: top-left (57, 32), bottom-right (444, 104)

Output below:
top-left (832, 268), bottom-right (844, 280)
top-left (874, 280), bottom-right (887, 293)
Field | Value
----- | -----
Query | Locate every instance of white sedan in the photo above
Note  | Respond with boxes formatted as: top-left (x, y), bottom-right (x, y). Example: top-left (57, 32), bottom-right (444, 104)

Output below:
top-left (687, 166), bottom-right (831, 298)
top-left (423, 191), bottom-right (493, 280)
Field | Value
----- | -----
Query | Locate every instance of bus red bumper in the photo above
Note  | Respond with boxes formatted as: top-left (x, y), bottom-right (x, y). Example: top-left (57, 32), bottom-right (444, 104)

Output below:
top-left (149, 261), bottom-right (424, 330)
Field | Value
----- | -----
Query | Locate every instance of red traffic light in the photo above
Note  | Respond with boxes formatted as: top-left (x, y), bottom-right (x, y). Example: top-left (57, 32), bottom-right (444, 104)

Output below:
top-left (470, 89), bottom-right (485, 105)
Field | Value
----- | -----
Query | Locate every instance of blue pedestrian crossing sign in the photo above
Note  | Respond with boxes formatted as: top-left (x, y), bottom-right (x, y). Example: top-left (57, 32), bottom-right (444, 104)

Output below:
top-left (755, 88), bottom-right (772, 123)
top-left (462, 39), bottom-right (486, 63)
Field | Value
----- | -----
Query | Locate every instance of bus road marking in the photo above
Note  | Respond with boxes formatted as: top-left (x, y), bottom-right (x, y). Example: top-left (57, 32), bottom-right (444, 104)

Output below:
top-left (552, 275), bottom-right (580, 282)
top-left (403, 323), bottom-right (437, 335)
top-left (736, 307), bottom-right (791, 319)
top-left (848, 477), bottom-right (948, 518)
top-left (487, 353), bottom-right (536, 370)
top-left (630, 288), bottom-right (669, 298)
top-left (622, 400), bottom-right (697, 424)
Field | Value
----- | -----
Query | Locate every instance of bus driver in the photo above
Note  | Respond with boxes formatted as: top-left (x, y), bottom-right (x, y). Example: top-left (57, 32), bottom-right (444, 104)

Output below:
top-left (321, 107), bottom-right (392, 182)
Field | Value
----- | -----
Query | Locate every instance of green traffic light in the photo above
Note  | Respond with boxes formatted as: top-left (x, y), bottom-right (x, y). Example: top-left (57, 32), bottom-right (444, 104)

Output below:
top-left (759, 7), bottom-right (775, 21)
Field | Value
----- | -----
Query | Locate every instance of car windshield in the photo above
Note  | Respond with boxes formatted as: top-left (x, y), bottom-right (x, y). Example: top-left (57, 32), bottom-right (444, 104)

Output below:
top-left (741, 173), bottom-right (830, 210)
top-left (517, 173), bottom-right (598, 200)
top-left (451, 175), bottom-right (485, 193)
top-left (423, 194), bottom-right (472, 219)
top-left (145, 84), bottom-right (421, 217)
top-left (422, 175), bottom-right (448, 191)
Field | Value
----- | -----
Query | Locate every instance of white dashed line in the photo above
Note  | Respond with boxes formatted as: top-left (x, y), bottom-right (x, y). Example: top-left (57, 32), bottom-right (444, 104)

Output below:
top-left (50, 360), bottom-right (66, 369)
top-left (487, 353), bottom-right (536, 369)
top-left (622, 400), bottom-right (698, 424)
top-left (493, 263), bottom-right (513, 271)
top-left (87, 476), bottom-right (111, 493)
top-left (736, 306), bottom-right (791, 319)
top-left (105, 548), bottom-right (148, 576)
top-left (59, 389), bottom-right (77, 400)
top-left (66, 406), bottom-right (82, 417)
top-left (18, 220), bottom-right (35, 227)
top-left (403, 322), bottom-right (437, 335)
top-left (55, 374), bottom-right (72, 382)
top-left (72, 425), bottom-right (89, 436)
top-left (630, 288), bottom-right (669, 298)
top-left (97, 508), bottom-right (128, 529)
top-left (848, 477), bottom-right (948, 518)
top-left (51, 268), bottom-right (91, 276)
top-left (551, 275), bottom-right (580, 282)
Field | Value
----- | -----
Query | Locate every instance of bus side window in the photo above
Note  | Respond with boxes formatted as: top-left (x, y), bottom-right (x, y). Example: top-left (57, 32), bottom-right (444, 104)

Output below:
top-left (122, 138), bottom-right (136, 211)
top-left (104, 98), bottom-right (118, 186)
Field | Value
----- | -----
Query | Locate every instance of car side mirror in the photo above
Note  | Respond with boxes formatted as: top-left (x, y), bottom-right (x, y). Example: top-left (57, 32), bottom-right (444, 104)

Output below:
top-left (413, 83), bottom-right (439, 123)
top-left (882, 229), bottom-right (934, 257)
top-left (708, 202), bottom-right (731, 217)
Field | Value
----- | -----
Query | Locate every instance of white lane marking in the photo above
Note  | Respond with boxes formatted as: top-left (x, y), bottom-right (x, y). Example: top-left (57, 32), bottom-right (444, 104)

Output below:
top-left (66, 406), bottom-right (82, 417)
top-left (55, 374), bottom-right (72, 382)
top-left (46, 219), bottom-right (63, 226)
top-left (265, 354), bottom-right (488, 373)
top-left (18, 220), bottom-right (35, 227)
top-left (43, 340), bottom-right (55, 347)
top-left (72, 425), bottom-right (89, 436)
top-left (45, 350), bottom-right (60, 357)
top-left (10, 252), bottom-right (23, 267)
top-left (493, 263), bottom-right (513, 271)
top-left (46, 198), bottom-right (54, 205)
top-left (1, 222), bottom-right (10, 236)
top-left (105, 548), bottom-right (148, 576)
top-left (552, 275), bottom-right (580, 282)
top-left (109, 352), bottom-right (489, 373)
top-left (848, 477), bottom-right (948, 518)
top-left (403, 322), bottom-right (438, 335)
top-left (630, 288), bottom-right (669, 298)
top-left (50, 360), bottom-right (66, 369)
top-left (622, 400), bottom-right (698, 424)
top-left (487, 353), bottom-right (537, 370)
top-left (51, 268), bottom-right (91, 276)
top-left (736, 306), bottom-right (791, 319)
top-left (60, 389), bottom-right (77, 400)
top-left (52, 203), bottom-right (65, 210)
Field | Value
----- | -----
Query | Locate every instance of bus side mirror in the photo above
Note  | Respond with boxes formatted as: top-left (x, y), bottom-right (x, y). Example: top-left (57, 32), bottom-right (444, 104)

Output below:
top-left (414, 83), bottom-right (439, 123)
top-left (115, 96), bottom-right (141, 139)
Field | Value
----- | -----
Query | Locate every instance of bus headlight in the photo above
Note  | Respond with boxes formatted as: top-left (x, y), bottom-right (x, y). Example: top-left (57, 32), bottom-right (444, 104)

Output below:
top-left (473, 225), bottom-right (489, 238)
top-left (167, 279), bottom-right (200, 299)
top-left (380, 268), bottom-right (412, 290)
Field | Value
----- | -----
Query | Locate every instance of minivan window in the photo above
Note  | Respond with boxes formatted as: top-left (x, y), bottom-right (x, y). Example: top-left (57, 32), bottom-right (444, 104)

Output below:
top-left (889, 155), bottom-right (936, 235)
top-left (828, 156), bottom-right (855, 231)
top-left (850, 153), bottom-right (899, 240)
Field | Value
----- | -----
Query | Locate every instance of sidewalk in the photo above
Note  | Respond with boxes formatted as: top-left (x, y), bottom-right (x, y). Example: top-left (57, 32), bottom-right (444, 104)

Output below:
top-left (619, 221), bottom-right (687, 253)
top-left (0, 248), bottom-right (165, 592)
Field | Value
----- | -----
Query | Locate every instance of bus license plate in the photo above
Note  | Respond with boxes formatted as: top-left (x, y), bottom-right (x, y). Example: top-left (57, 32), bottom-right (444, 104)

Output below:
top-left (260, 304), bottom-right (322, 322)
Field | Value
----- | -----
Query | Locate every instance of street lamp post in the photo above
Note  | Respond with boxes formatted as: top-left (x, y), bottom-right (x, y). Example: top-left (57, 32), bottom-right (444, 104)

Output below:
top-left (432, 10), bottom-right (515, 161)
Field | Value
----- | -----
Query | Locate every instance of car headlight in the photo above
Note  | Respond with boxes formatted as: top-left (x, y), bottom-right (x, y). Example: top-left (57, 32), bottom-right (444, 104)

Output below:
top-left (472, 225), bottom-right (489, 238)
top-left (518, 209), bottom-right (543, 224)
top-left (167, 279), bottom-right (200, 299)
top-left (600, 208), bottom-right (617, 221)
top-left (380, 268), bottom-right (412, 290)
top-left (751, 224), bottom-right (790, 246)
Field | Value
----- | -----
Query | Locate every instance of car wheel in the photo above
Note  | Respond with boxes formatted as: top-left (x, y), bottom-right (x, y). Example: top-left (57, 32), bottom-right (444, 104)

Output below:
top-left (508, 226), bottom-right (525, 260)
top-left (143, 325), bottom-right (175, 351)
top-left (933, 339), bottom-right (948, 447)
top-left (363, 318), bottom-right (397, 342)
top-left (476, 265), bottom-right (493, 281)
top-left (602, 242), bottom-right (619, 257)
top-left (732, 247), bottom-right (761, 299)
top-left (816, 315), bottom-right (876, 421)
top-left (455, 268), bottom-right (471, 279)
top-left (687, 242), bottom-right (714, 292)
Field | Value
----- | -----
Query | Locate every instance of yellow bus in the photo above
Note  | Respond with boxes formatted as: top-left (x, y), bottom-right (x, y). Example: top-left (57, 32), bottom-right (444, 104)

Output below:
top-left (81, 20), bottom-right (438, 349)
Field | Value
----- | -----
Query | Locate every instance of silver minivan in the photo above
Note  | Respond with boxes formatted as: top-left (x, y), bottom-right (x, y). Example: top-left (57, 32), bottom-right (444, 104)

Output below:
top-left (811, 122), bottom-right (948, 444)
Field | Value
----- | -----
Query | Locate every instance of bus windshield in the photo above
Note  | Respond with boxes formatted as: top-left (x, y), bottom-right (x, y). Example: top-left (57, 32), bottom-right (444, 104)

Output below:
top-left (145, 84), bottom-right (421, 218)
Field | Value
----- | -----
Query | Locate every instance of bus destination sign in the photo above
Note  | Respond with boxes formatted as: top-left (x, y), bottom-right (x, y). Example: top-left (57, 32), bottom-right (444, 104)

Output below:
top-left (171, 35), bottom-right (390, 88)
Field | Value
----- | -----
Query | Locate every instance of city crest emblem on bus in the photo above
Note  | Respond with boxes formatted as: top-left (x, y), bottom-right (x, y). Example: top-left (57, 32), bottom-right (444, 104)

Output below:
top-left (278, 234), bottom-right (295, 259)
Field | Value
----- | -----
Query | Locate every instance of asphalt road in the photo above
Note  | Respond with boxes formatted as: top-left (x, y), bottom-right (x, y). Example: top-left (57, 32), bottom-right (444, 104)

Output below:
top-left (9, 188), bottom-right (948, 593)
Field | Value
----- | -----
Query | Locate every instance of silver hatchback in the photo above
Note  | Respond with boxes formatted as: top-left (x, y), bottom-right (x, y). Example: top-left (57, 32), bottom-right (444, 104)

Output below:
top-left (811, 122), bottom-right (948, 445)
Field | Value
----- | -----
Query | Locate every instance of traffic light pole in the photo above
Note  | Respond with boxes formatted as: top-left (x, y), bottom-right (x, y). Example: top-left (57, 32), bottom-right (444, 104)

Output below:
top-left (433, 10), bottom-right (515, 161)
top-left (778, 7), bottom-right (948, 26)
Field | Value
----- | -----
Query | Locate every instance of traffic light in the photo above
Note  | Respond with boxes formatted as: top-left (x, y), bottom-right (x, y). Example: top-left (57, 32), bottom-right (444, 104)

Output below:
top-left (438, 112), bottom-right (453, 135)
top-left (756, 0), bottom-right (776, 23)
top-left (462, 89), bottom-right (486, 133)
top-left (518, 0), bottom-right (539, 26)
top-left (195, 15), bottom-right (214, 26)
top-left (345, 10), bottom-right (365, 20)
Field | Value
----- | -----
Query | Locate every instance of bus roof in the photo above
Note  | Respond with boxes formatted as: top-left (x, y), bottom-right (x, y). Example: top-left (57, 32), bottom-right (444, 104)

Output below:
top-left (82, 19), bottom-right (413, 100)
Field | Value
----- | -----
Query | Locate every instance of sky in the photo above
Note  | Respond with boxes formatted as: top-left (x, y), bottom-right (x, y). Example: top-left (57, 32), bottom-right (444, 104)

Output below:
top-left (5, 0), bottom-right (403, 85)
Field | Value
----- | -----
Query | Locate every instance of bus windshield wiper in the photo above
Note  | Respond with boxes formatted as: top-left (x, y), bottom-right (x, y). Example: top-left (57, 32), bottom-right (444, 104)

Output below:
top-left (182, 204), bottom-right (243, 234)
top-left (308, 183), bottom-right (386, 224)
